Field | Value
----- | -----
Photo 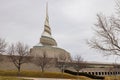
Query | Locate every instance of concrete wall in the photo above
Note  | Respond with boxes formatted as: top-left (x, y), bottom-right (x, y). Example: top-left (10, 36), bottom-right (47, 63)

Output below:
top-left (0, 55), bottom-right (120, 76)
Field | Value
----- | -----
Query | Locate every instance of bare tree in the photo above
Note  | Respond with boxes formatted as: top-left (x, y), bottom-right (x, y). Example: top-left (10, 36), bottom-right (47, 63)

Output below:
top-left (72, 55), bottom-right (87, 76)
top-left (33, 51), bottom-right (52, 73)
top-left (56, 53), bottom-right (68, 74)
top-left (55, 53), bottom-right (70, 78)
top-left (0, 38), bottom-right (7, 61)
top-left (87, 0), bottom-right (120, 56)
top-left (8, 42), bottom-right (30, 75)
top-left (0, 38), bottom-right (7, 54)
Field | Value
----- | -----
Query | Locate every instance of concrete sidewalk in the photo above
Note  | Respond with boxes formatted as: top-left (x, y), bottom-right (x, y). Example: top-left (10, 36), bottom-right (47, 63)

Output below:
top-left (22, 77), bottom-right (72, 80)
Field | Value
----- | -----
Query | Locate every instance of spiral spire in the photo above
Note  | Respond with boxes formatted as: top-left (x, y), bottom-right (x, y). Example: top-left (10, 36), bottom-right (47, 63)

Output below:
top-left (40, 3), bottom-right (57, 46)
top-left (42, 2), bottom-right (51, 37)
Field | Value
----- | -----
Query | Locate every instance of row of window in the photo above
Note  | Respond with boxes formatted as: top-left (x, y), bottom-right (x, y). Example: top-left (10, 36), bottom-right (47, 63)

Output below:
top-left (85, 72), bottom-right (120, 76)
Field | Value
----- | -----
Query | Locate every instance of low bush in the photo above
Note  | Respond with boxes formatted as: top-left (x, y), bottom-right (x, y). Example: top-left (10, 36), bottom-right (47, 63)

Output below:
top-left (64, 69), bottom-right (105, 79)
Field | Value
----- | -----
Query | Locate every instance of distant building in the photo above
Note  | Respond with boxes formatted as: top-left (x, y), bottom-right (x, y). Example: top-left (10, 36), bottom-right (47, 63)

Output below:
top-left (30, 4), bottom-right (71, 61)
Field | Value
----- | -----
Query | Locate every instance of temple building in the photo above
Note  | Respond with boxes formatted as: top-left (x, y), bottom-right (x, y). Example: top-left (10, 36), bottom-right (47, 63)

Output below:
top-left (0, 4), bottom-right (120, 77)
top-left (30, 4), bottom-right (71, 61)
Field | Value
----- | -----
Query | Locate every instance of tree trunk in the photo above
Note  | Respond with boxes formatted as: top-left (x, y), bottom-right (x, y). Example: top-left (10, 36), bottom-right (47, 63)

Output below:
top-left (77, 71), bottom-right (79, 80)
top-left (41, 67), bottom-right (44, 73)
top-left (41, 67), bottom-right (44, 77)
top-left (17, 66), bottom-right (21, 76)
top-left (61, 66), bottom-right (64, 78)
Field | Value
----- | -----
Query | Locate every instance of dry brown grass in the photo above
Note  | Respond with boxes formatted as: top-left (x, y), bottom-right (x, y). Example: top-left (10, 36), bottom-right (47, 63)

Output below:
top-left (104, 76), bottom-right (120, 80)
top-left (0, 70), bottom-right (92, 80)
top-left (0, 76), bottom-right (29, 80)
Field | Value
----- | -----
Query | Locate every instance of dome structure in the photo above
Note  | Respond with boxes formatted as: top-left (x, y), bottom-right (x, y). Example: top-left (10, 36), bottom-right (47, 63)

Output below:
top-left (30, 46), bottom-right (71, 61)
top-left (30, 4), bottom-right (71, 61)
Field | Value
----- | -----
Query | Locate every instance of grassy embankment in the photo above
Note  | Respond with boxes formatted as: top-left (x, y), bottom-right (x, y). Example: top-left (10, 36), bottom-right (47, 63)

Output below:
top-left (0, 70), bottom-right (92, 80)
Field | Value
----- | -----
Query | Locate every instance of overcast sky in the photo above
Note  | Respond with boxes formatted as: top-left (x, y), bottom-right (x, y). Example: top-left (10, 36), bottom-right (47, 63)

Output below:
top-left (0, 0), bottom-right (119, 63)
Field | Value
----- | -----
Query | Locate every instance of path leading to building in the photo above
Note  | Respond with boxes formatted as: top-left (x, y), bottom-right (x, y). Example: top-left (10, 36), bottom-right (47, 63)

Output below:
top-left (21, 77), bottom-right (72, 80)
top-left (21, 77), bottom-right (100, 80)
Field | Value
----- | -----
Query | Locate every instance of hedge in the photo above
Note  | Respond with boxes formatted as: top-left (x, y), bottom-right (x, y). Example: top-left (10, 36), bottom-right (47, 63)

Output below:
top-left (64, 69), bottom-right (104, 79)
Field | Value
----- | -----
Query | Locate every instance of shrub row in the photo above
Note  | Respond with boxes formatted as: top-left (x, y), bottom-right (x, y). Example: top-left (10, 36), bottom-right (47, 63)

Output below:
top-left (64, 69), bottom-right (104, 79)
